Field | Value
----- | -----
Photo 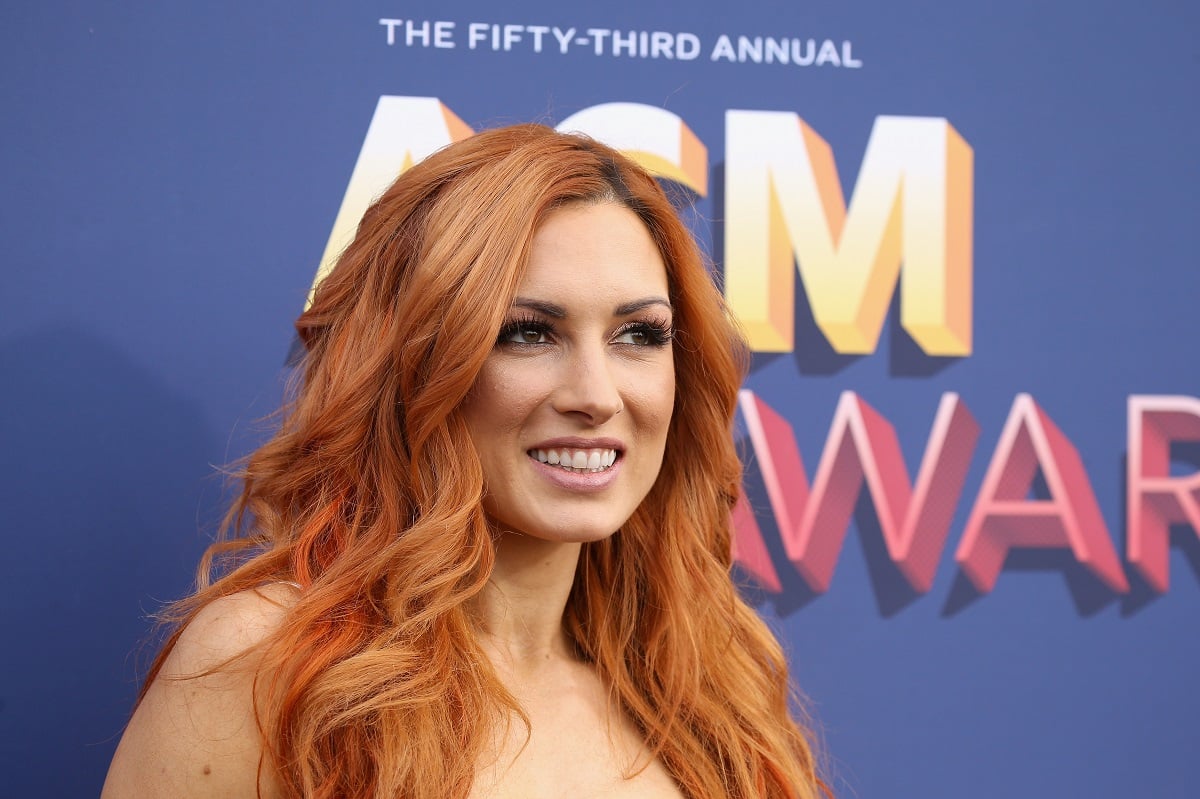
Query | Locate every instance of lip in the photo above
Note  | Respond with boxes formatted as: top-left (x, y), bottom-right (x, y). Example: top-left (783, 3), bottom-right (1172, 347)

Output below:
top-left (526, 436), bottom-right (625, 493)
top-left (528, 454), bottom-right (622, 493)
top-left (527, 436), bottom-right (625, 452)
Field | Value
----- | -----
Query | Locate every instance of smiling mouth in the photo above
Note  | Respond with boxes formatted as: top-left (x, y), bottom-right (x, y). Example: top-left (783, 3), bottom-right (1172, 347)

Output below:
top-left (529, 447), bottom-right (619, 473)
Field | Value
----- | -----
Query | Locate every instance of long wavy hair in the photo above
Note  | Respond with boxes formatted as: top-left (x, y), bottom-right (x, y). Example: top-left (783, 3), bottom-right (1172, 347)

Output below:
top-left (143, 124), bottom-right (827, 799)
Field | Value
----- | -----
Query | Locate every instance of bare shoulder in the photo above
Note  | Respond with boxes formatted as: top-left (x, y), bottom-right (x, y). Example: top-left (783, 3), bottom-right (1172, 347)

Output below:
top-left (165, 583), bottom-right (299, 675)
top-left (102, 584), bottom-right (301, 799)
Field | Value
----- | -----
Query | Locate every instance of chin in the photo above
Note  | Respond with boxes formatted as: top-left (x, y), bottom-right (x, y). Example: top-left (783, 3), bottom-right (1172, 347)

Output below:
top-left (488, 506), bottom-right (632, 545)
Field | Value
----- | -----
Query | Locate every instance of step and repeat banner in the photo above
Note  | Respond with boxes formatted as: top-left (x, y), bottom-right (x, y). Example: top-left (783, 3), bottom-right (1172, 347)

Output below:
top-left (3, 2), bottom-right (1197, 796)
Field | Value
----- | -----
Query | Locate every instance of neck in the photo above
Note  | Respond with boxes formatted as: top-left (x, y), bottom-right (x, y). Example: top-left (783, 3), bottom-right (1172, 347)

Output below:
top-left (472, 532), bottom-right (582, 672)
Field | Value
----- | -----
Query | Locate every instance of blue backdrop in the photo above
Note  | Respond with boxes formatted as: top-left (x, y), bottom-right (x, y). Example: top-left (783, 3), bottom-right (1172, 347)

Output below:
top-left (3, 2), bottom-right (1198, 797)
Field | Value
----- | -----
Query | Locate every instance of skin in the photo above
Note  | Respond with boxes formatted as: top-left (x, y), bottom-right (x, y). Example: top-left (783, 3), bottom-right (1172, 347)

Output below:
top-left (459, 199), bottom-right (676, 548)
top-left (101, 584), bottom-right (295, 798)
top-left (102, 201), bottom-right (683, 798)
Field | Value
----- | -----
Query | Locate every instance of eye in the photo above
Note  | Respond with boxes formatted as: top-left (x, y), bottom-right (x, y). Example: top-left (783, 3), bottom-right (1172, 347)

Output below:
top-left (513, 325), bottom-right (547, 344)
top-left (615, 326), bottom-right (654, 346)
top-left (613, 319), bottom-right (674, 347)
top-left (497, 317), bottom-right (553, 347)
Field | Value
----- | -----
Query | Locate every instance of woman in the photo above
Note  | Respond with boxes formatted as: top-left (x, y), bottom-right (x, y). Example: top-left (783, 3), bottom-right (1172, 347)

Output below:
top-left (103, 125), bottom-right (828, 798)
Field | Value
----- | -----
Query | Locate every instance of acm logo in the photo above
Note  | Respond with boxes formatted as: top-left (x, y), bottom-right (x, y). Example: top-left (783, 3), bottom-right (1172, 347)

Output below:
top-left (309, 96), bottom-right (973, 358)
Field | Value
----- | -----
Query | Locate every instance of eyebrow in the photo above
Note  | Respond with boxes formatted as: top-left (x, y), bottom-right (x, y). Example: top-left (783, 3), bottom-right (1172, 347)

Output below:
top-left (511, 296), bottom-right (673, 317)
top-left (615, 296), bottom-right (673, 316)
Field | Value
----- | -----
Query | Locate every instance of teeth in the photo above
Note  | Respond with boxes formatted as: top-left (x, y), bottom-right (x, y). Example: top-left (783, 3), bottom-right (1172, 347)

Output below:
top-left (529, 447), bottom-right (619, 473)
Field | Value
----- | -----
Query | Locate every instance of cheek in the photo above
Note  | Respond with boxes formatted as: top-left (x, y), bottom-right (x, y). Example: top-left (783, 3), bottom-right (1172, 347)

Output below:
top-left (632, 364), bottom-right (677, 437)
top-left (462, 358), bottom-right (545, 441)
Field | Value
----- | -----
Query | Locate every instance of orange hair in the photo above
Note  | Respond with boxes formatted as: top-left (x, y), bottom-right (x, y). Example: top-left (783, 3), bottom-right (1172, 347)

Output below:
top-left (143, 125), bottom-right (828, 798)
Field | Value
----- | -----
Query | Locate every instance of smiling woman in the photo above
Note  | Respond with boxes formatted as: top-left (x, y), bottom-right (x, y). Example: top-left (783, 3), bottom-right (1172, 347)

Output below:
top-left (102, 125), bottom-right (830, 799)
top-left (462, 202), bottom-right (677, 545)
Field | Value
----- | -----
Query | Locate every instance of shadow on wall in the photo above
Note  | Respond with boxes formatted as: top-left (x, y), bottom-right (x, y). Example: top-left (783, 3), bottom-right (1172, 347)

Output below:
top-left (0, 326), bottom-right (218, 797)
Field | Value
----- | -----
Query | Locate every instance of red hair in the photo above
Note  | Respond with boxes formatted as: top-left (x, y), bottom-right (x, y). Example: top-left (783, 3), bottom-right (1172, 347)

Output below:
top-left (144, 125), bottom-right (828, 798)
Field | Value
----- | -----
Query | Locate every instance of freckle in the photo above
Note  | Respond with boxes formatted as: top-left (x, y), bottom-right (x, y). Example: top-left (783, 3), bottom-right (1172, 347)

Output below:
top-left (202, 765), bottom-right (212, 775)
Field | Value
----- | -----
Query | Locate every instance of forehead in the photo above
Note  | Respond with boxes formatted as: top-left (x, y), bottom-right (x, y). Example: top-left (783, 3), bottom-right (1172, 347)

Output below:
top-left (519, 201), bottom-right (669, 303)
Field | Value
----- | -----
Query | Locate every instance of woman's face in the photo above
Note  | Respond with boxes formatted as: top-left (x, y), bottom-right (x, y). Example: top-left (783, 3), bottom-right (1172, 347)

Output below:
top-left (460, 200), bottom-right (676, 543)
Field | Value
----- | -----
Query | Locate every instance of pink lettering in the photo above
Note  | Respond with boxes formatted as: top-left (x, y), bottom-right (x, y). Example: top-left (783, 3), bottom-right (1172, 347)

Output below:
top-left (735, 390), bottom-right (978, 592)
top-left (730, 491), bottom-right (782, 591)
top-left (955, 394), bottom-right (1129, 593)
top-left (1127, 395), bottom-right (1200, 592)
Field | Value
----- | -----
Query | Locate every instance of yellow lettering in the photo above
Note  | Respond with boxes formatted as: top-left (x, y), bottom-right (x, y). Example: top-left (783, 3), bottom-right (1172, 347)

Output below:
top-left (557, 102), bottom-right (708, 196)
top-left (724, 111), bottom-right (973, 355)
top-left (307, 96), bottom-right (473, 306)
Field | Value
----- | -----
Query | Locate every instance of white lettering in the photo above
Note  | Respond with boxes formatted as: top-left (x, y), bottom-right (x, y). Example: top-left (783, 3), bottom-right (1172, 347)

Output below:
top-left (379, 18), bottom-right (402, 46)
top-left (650, 31), bottom-right (673, 58)
top-left (711, 34), bottom-right (735, 62)
top-left (765, 37), bottom-right (788, 64)
top-left (738, 36), bottom-right (762, 63)
top-left (503, 24), bottom-right (523, 51)
top-left (587, 28), bottom-right (611, 55)
top-left (793, 38), bottom-right (815, 65)
top-left (677, 32), bottom-right (700, 60)
top-left (526, 24), bottom-right (549, 53)
top-left (467, 22), bottom-right (488, 50)
top-left (405, 19), bottom-right (431, 48)
top-left (613, 29), bottom-right (636, 57)
top-left (843, 41), bottom-right (862, 68)
top-left (816, 38), bottom-right (841, 66)
top-left (552, 26), bottom-right (575, 54)
top-left (378, 22), bottom-right (850, 69)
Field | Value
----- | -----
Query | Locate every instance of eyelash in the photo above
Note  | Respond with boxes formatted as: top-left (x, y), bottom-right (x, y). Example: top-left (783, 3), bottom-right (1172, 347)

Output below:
top-left (615, 318), bottom-right (674, 347)
top-left (496, 315), bottom-right (674, 348)
top-left (496, 315), bottom-right (554, 346)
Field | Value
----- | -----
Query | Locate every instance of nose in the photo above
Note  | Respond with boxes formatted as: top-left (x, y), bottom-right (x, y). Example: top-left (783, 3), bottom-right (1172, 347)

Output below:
top-left (551, 344), bottom-right (623, 425)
